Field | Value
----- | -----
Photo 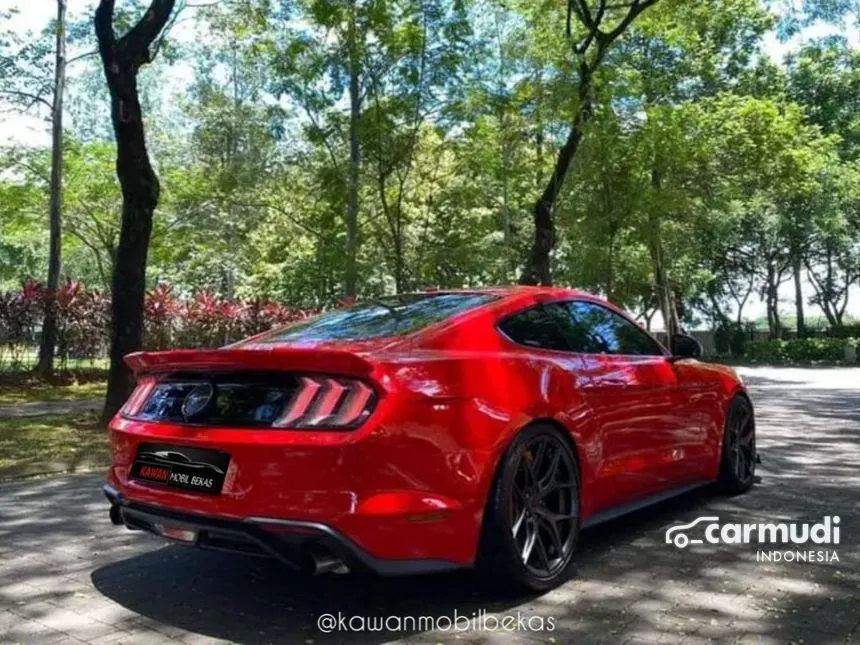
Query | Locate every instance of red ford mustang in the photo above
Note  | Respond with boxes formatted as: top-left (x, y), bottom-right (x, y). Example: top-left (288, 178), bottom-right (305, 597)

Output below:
top-left (104, 287), bottom-right (756, 590)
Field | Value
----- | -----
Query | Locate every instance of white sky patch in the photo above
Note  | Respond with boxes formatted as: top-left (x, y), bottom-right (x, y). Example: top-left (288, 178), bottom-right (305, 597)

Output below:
top-left (763, 19), bottom-right (860, 62)
top-left (0, 0), bottom-right (196, 147)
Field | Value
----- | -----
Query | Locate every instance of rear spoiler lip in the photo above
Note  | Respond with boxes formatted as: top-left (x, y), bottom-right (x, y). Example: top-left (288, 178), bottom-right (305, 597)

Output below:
top-left (123, 347), bottom-right (375, 378)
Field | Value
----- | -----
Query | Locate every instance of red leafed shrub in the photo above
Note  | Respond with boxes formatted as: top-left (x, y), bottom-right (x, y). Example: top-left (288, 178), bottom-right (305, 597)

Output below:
top-left (144, 284), bottom-right (183, 351)
top-left (240, 299), bottom-right (312, 339)
top-left (146, 286), bottom-right (315, 349)
top-left (0, 280), bottom-right (45, 365)
top-left (182, 289), bottom-right (229, 347)
top-left (0, 279), bottom-right (315, 368)
top-left (55, 279), bottom-right (110, 366)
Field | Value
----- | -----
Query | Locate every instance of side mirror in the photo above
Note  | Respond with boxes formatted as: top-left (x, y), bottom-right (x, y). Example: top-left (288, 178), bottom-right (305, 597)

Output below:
top-left (671, 333), bottom-right (703, 359)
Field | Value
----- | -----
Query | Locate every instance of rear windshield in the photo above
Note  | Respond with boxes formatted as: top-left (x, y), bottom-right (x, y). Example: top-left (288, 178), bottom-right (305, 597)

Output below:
top-left (258, 293), bottom-right (498, 343)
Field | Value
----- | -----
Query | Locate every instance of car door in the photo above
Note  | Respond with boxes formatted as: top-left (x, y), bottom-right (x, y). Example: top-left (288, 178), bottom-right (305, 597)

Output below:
top-left (559, 300), bottom-right (685, 507)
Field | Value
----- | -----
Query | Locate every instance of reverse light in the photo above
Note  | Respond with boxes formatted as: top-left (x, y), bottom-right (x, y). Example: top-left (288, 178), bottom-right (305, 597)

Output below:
top-left (119, 375), bottom-right (158, 417)
top-left (273, 376), bottom-right (377, 429)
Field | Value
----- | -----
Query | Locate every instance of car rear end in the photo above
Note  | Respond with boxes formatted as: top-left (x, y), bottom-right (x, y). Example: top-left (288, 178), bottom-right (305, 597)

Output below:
top-left (104, 292), bottom-right (510, 575)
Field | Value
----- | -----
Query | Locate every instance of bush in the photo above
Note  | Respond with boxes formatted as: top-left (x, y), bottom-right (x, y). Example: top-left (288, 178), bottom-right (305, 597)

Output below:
top-left (830, 323), bottom-right (860, 339)
top-left (714, 322), bottom-right (751, 356)
top-left (0, 279), bottom-right (317, 369)
top-left (744, 337), bottom-right (858, 363)
top-left (0, 281), bottom-right (44, 366)
top-left (714, 324), bottom-right (733, 355)
top-left (55, 280), bottom-right (110, 366)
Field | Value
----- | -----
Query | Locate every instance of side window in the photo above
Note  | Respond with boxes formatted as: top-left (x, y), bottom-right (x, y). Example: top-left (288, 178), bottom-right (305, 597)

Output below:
top-left (498, 303), bottom-right (577, 352)
top-left (565, 301), bottom-right (664, 356)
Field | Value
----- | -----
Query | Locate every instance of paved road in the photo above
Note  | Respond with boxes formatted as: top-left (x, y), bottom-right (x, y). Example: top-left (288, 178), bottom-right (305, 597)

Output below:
top-left (1, 368), bottom-right (858, 644)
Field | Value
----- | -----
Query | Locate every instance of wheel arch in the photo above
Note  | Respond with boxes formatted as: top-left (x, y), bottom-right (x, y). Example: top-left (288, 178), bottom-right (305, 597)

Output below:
top-left (477, 416), bottom-right (584, 537)
top-left (474, 416), bottom-right (583, 584)
top-left (526, 416), bottom-right (584, 483)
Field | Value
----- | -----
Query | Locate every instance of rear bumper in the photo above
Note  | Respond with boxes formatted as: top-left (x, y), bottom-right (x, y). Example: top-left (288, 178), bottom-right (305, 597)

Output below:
top-left (104, 484), bottom-right (465, 576)
top-left (106, 401), bottom-right (494, 565)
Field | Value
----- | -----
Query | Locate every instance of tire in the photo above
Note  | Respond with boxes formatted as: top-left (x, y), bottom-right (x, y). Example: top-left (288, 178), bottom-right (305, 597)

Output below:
top-left (717, 395), bottom-right (757, 495)
top-left (477, 423), bottom-right (580, 592)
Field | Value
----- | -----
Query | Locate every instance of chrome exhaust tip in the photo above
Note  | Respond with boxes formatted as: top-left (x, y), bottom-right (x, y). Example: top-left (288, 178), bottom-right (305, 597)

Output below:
top-left (304, 547), bottom-right (349, 575)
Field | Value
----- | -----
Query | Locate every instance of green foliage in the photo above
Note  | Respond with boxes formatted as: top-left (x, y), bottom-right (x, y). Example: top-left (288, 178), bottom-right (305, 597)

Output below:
top-left (744, 336), bottom-right (858, 362)
top-left (830, 323), bottom-right (860, 338)
top-left (0, 0), bottom-right (859, 335)
top-left (714, 323), bottom-right (751, 356)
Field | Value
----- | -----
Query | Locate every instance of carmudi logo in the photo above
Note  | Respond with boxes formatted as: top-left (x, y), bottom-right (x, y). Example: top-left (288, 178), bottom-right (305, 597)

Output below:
top-left (665, 516), bottom-right (842, 564)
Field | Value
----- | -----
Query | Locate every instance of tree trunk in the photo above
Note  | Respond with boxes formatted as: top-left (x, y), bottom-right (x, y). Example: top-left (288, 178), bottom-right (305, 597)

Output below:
top-left (344, 3), bottom-right (360, 298)
top-left (393, 233), bottom-right (404, 293)
top-left (101, 67), bottom-right (157, 422)
top-left (500, 107), bottom-right (511, 283)
top-left (95, 0), bottom-right (176, 423)
top-left (606, 229), bottom-right (615, 302)
top-left (765, 288), bottom-right (775, 337)
top-left (647, 170), bottom-right (680, 338)
top-left (649, 234), bottom-right (680, 338)
top-left (37, 0), bottom-right (67, 378)
top-left (535, 68), bottom-right (544, 190)
top-left (521, 112), bottom-right (587, 285)
top-left (520, 0), bottom-right (660, 285)
top-left (521, 64), bottom-right (593, 286)
top-left (793, 255), bottom-right (805, 338)
top-left (765, 262), bottom-right (782, 339)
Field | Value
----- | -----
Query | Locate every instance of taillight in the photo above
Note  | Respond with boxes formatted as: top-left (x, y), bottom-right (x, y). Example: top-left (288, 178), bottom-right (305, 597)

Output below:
top-left (273, 376), bottom-right (377, 429)
top-left (119, 375), bottom-right (158, 417)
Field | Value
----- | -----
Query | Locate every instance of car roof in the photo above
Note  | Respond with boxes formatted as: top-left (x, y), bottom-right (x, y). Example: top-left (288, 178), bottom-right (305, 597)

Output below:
top-left (238, 286), bottom-right (606, 351)
top-left (404, 285), bottom-right (593, 301)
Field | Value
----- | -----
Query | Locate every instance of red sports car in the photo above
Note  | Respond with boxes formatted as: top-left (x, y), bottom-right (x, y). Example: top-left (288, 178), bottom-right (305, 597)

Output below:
top-left (104, 287), bottom-right (756, 590)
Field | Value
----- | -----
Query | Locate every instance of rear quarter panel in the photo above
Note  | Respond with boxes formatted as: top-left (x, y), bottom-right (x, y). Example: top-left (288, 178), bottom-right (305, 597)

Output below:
top-left (375, 344), bottom-right (603, 519)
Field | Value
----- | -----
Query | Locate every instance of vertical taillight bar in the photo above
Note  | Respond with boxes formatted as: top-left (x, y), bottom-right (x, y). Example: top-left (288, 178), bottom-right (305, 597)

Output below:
top-left (119, 375), bottom-right (157, 417)
top-left (273, 376), bottom-right (375, 429)
top-left (330, 381), bottom-right (374, 426)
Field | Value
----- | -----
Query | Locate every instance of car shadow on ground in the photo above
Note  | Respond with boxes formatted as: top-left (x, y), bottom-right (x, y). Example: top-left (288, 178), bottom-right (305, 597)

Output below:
top-left (85, 489), bottom-right (751, 644)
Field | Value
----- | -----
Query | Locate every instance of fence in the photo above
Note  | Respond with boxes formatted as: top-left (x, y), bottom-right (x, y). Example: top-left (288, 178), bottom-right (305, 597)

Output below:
top-left (653, 330), bottom-right (771, 357)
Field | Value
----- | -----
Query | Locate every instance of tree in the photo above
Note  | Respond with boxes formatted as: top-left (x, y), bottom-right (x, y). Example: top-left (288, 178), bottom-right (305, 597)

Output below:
top-left (37, 0), bottom-right (68, 378)
top-left (95, 0), bottom-right (177, 422)
top-left (521, 0), bottom-right (660, 285)
top-left (0, 2), bottom-right (92, 375)
top-left (787, 39), bottom-right (860, 161)
top-left (3, 0), bottom-right (859, 346)
top-left (804, 163), bottom-right (860, 328)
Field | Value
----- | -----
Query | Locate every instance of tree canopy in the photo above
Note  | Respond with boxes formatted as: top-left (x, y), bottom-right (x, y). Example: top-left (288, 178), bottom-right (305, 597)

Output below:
top-left (2, 0), bottom-right (859, 341)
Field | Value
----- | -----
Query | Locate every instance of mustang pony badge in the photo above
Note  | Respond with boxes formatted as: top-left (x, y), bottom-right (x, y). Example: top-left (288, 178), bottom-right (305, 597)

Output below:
top-left (182, 383), bottom-right (214, 421)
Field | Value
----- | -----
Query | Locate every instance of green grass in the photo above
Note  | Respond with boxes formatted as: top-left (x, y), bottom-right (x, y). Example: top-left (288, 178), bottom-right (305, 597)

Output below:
top-left (0, 379), bottom-right (106, 405)
top-left (0, 412), bottom-right (109, 476)
top-left (0, 357), bottom-right (109, 373)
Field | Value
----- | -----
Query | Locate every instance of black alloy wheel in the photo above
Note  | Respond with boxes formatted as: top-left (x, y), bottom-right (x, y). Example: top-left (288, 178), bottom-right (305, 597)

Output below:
top-left (718, 396), bottom-right (756, 494)
top-left (479, 424), bottom-right (580, 591)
